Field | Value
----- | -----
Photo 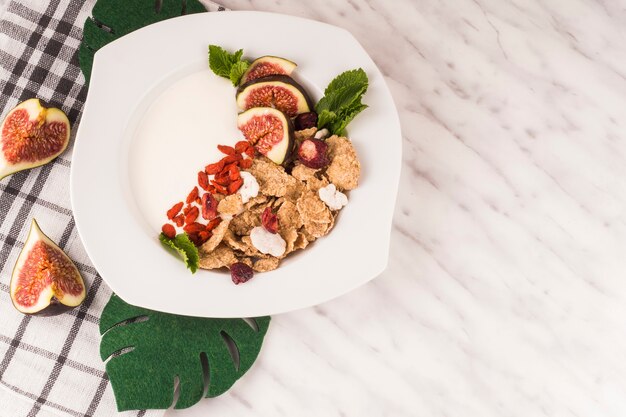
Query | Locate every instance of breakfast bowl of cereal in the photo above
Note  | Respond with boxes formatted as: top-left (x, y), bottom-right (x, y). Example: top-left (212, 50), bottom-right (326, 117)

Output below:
top-left (71, 11), bottom-right (401, 317)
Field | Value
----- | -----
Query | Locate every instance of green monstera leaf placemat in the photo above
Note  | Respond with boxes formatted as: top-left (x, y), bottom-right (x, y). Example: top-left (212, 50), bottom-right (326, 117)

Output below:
top-left (79, 0), bottom-right (206, 83)
top-left (78, 0), bottom-right (272, 411)
top-left (100, 295), bottom-right (271, 410)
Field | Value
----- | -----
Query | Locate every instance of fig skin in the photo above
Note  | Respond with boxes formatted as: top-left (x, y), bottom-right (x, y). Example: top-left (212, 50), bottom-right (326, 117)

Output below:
top-left (240, 55), bottom-right (297, 84)
top-left (236, 75), bottom-right (314, 117)
top-left (10, 219), bottom-right (86, 315)
top-left (0, 98), bottom-right (71, 180)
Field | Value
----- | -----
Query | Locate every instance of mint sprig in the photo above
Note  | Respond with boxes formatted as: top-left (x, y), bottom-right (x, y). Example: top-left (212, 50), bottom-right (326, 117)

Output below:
top-left (159, 233), bottom-right (200, 274)
top-left (316, 68), bottom-right (368, 136)
top-left (208, 45), bottom-right (250, 86)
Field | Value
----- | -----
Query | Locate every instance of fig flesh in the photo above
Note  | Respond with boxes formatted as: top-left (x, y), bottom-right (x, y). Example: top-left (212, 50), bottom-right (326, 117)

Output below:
top-left (0, 98), bottom-right (70, 180)
top-left (10, 219), bottom-right (86, 315)
top-left (240, 56), bottom-right (297, 84)
top-left (237, 107), bottom-right (295, 165)
top-left (236, 75), bottom-right (313, 117)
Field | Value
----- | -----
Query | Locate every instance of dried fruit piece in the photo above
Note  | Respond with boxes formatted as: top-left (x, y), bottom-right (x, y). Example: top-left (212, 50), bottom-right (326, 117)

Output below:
top-left (183, 222), bottom-right (206, 234)
top-left (217, 144), bottom-right (236, 155)
top-left (237, 107), bottom-right (295, 165)
top-left (162, 223), bottom-right (176, 239)
top-left (239, 158), bottom-right (253, 169)
top-left (230, 262), bottom-right (254, 285)
top-left (294, 112), bottom-right (318, 130)
top-left (10, 219), bottom-right (86, 315)
top-left (228, 178), bottom-right (243, 194)
top-left (0, 99), bottom-right (71, 180)
top-left (198, 171), bottom-right (210, 190)
top-left (235, 140), bottom-right (250, 154)
top-left (298, 138), bottom-right (329, 169)
top-left (261, 207), bottom-right (279, 234)
top-left (173, 214), bottom-right (185, 227)
top-left (205, 160), bottom-right (225, 175)
top-left (167, 202), bottom-right (184, 220)
top-left (184, 206), bottom-right (199, 225)
top-left (201, 192), bottom-right (218, 220)
top-left (244, 146), bottom-right (256, 158)
top-left (240, 56), bottom-right (297, 84)
top-left (221, 154), bottom-right (243, 165)
top-left (186, 187), bottom-right (199, 204)
top-left (236, 75), bottom-right (313, 117)
top-left (206, 217), bottom-right (222, 232)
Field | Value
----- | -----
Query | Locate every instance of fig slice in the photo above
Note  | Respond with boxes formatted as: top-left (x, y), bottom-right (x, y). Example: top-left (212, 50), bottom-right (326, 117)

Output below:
top-left (240, 56), bottom-right (297, 84)
top-left (0, 98), bottom-right (70, 180)
top-left (236, 75), bottom-right (313, 117)
top-left (10, 219), bottom-right (86, 315)
top-left (237, 107), bottom-right (295, 165)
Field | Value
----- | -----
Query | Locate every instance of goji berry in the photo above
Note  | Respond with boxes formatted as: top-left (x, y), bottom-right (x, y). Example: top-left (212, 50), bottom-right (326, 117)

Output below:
top-left (213, 175), bottom-right (231, 186)
top-left (162, 223), bottom-right (176, 239)
top-left (239, 158), bottom-right (253, 169)
top-left (229, 169), bottom-right (241, 181)
top-left (198, 231), bottom-right (211, 243)
top-left (206, 217), bottom-right (222, 231)
top-left (213, 183), bottom-right (228, 194)
top-left (183, 222), bottom-right (206, 234)
top-left (173, 214), bottom-right (185, 227)
top-left (183, 205), bottom-right (192, 216)
top-left (221, 154), bottom-right (243, 164)
top-left (166, 202), bottom-right (183, 220)
top-left (217, 144), bottom-right (236, 155)
top-left (205, 160), bottom-right (225, 175)
top-left (185, 206), bottom-right (199, 225)
top-left (186, 187), bottom-right (199, 204)
top-left (235, 141), bottom-right (249, 154)
top-left (201, 193), bottom-right (218, 220)
top-left (187, 232), bottom-right (202, 246)
top-left (244, 146), bottom-right (256, 158)
top-left (198, 171), bottom-right (210, 190)
top-left (227, 178), bottom-right (243, 194)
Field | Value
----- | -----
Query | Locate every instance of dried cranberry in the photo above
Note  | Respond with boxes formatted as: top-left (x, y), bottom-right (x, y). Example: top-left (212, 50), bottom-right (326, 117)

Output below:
top-left (294, 112), bottom-right (318, 130)
top-left (230, 262), bottom-right (254, 285)
top-left (297, 138), bottom-right (329, 169)
top-left (261, 207), bottom-right (279, 234)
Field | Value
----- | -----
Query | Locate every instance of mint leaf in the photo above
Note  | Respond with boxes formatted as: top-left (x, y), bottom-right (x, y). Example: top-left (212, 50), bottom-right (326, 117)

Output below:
top-left (324, 68), bottom-right (368, 95)
top-left (229, 61), bottom-right (249, 86)
top-left (208, 45), bottom-right (249, 85)
top-left (317, 109), bottom-right (336, 129)
top-left (316, 68), bottom-right (368, 135)
top-left (330, 102), bottom-right (368, 136)
top-left (159, 233), bottom-right (199, 274)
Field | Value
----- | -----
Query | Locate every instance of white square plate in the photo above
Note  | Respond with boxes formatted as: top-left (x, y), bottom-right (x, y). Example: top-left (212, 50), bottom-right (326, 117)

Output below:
top-left (70, 11), bottom-right (401, 317)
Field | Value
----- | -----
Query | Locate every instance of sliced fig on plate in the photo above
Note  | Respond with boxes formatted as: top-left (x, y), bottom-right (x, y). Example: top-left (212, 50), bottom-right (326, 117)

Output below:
top-left (10, 219), bottom-right (86, 315)
top-left (236, 75), bottom-right (313, 117)
top-left (240, 56), bottom-right (297, 84)
top-left (237, 107), bottom-right (295, 165)
top-left (0, 98), bottom-right (70, 180)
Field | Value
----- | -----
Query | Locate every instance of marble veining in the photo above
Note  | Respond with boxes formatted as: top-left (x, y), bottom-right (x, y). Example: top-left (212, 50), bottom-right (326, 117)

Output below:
top-left (165, 1), bottom-right (626, 416)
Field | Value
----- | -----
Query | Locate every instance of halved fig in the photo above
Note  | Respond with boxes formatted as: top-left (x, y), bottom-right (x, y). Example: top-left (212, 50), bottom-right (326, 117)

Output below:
top-left (237, 107), bottom-right (295, 165)
top-left (236, 75), bottom-right (313, 117)
top-left (240, 56), bottom-right (297, 84)
top-left (10, 219), bottom-right (86, 315)
top-left (0, 98), bottom-right (70, 180)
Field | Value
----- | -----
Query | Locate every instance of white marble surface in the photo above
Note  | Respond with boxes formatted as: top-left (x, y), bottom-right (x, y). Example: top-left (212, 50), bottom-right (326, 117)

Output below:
top-left (161, 0), bottom-right (626, 416)
top-left (4, 0), bottom-right (625, 415)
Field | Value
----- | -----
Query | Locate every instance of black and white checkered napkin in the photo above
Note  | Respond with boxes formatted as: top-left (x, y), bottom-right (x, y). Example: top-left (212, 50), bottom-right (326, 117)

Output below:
top-left (0, 1), bottom-right (224, 416)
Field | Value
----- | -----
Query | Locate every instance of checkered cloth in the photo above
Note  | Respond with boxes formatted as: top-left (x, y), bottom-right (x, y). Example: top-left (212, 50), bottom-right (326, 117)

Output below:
top-left (0, 1), bottom-right (225, 416)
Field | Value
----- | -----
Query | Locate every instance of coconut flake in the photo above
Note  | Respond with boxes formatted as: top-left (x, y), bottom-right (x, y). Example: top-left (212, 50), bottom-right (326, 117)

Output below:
top-left (250, 226), bottom-right (286, 257)
top-left (314, 128), bottom-right (330, 140)
top-left (239, 171), bottom-right (259, 203)
top-left (318, 184), bottom-right (348, 211)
